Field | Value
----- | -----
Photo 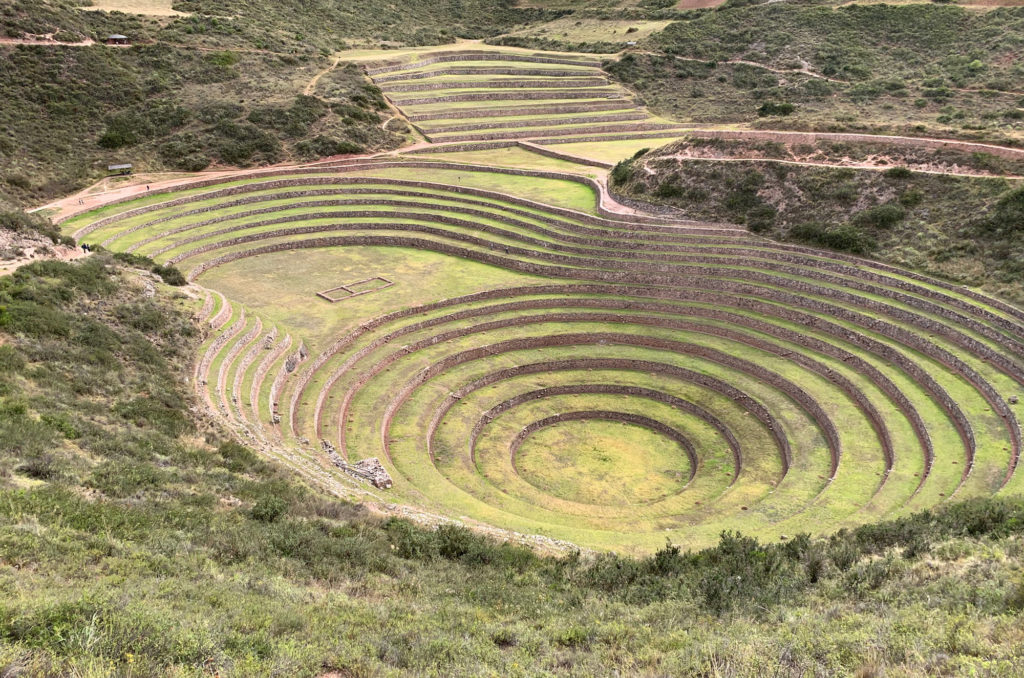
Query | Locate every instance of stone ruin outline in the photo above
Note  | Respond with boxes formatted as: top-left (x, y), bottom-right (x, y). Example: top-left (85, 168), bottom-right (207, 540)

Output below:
top-left (316, 276), bottom-right (394, 303)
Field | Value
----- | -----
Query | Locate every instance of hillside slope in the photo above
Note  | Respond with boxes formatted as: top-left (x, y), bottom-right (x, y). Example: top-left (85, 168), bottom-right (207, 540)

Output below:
top-left (611, 136), bottom-right (1024, 302)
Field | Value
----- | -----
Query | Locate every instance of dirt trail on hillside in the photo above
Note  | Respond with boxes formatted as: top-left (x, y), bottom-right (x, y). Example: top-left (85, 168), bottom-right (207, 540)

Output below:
top-left (0, 231), bottom-right (85, 277)
top-left (0, 36), bottom-right (95, 47)
top-left (304, 55), bottom-right (343, 96)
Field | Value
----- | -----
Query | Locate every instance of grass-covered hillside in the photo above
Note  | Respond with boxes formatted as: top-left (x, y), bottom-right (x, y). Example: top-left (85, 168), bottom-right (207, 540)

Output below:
top-left (0, 254), bottom-right (1022, 676)
top-left (0, 0), bottom-right (558, 208)
top-left (611, 138), bottom-right (1024, 302)
top-left (3, 0), bottom-right (554, 51)
top-left (503, 2), bottom-right (1024, 144)
top-left (0, 42), bottom-right (401, 207)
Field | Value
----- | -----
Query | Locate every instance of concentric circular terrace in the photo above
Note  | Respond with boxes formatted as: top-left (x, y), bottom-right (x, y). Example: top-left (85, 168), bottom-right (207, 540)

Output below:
top-left (60, 55), bottom-right (1024, 552)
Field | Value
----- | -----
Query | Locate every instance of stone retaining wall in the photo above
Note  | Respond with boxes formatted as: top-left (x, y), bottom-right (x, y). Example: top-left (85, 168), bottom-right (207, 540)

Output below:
top-left (407, 100), bottom-right (631, 122)
top-left (217, 317), bottom-right (262, 413)
top-left (461, 383), bottom-right (742, 482)
top-left (252, 332), bottom-right (289, 424)
top-left (170, 218), bottom-right (1024, 373)
top-left (196, 309), bottom-right (245, 388)
top-left (365, 52), bottom-right (601, 75)
top-left (384, 77), bottom-right (609, 92)
top-left (422, 112), bottom-right (647, 135)
top-left (302, 285), bottom-right (932, 482)
top-left (235, 326), bottom-right (276, 421)
top-left (688, 129), bottom-right (1024, 161)
top-left (393, 90), bottom-right (624, 106)
top-left (270, 340), bottom-right (307, 428)
top-left (430, 122), bottom-right (682, 144)
top-left (374, 67), bottom-right (603, 83)
top-left (383, 337), bottom-right (801, 474)
top-left (536, 130), bottom-right (690, 145)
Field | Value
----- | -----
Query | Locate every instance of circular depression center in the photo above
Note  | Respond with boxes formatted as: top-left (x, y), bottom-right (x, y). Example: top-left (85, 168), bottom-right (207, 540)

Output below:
top-left (511, 412), bottom-right (695, 506)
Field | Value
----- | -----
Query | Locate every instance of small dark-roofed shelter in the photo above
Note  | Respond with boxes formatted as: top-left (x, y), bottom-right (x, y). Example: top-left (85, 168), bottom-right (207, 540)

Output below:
top-left (105, 34), bottom-right (129, 45)
top-left (108, 163), bottom-right (132, 175)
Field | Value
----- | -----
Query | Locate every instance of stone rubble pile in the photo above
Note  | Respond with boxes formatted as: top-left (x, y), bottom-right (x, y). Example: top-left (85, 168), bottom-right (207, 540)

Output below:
top-left (321, 440), bottom-right (393, 489)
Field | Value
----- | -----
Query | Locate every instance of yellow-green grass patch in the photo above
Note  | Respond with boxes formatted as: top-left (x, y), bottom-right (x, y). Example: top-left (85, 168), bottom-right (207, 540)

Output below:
top-left (505, 17), bottom-right (674, 43)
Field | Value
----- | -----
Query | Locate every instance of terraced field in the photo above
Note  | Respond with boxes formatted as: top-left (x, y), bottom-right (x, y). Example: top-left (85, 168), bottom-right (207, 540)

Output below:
top-left (58, 47), bottom-right (1024, 553)
top-left (60, 153), bottom-right (1024, 552)
top-left (365, 49), bottom-right (692, 146)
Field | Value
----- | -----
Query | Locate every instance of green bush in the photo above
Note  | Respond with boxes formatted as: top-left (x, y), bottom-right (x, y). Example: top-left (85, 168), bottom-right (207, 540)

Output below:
top-left (987, 186), bottom-right (1024, 233)
top-left (746, 205), bottom-right (778, 232)
top-left (610, 159), bottom-right (633, 185)
top-left (250, 495), bottom-right (289, 522)
top-left (216, 440), bottom-right (265, 473)
top-left (884, 166), bottom-right (913, 179)
top-left (295, 135), bottom-right (363, 159)
top-left (790, 222), bottom-right (875, 254)
top-left (852, 203), bottom-right (906, 228)
top-left (757, 102), bottom-right (795, 117)
top-left (153, 264), bottom-right (187, 286)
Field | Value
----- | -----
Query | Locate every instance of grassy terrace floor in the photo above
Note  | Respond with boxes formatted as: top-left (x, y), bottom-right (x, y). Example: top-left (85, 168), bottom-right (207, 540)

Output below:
top-left (63, 151), bottom-right (1024, 552)
top-left (365, 48), bottom-right (693, 145)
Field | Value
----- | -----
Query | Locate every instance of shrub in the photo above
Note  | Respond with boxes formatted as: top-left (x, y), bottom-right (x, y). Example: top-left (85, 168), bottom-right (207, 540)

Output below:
top-left (853, 203), bottom-right (906, 229)
top-left (610, 159), bottom-right (633, 185)
top-left (113, 395), bottom-right (191, 437)
top-left (385, 517), bottom-right (441, 560)
top-left (884, 166), bottom-right (913, 179)
top-left (153, 264), bottom-right (187, 286)
top-left (295, 136), bottom-right (363, 159)
top-left (0, 344), bottom-right (25, 372)
top-left (899, 188), bottom-right (925, 207)
top-left (757, 102), bottom-right (795, 117)
top-left (553, 625), bottom-right (592, 648)
top-left (15, 454), bottom-right (68, 481)
top-left (332, 103), bottom-right (379, 124)
top-left (216, 440), bottom-right (264, 473)
top-left (746, 205), bottom-right (777, 232)
top-left (250, 495), bottom-right (289, 522)
top-left (988, 186), bottom-right (1024, 232)
top-left (654, 178), bottom-right (684, 199)
top-left (213, 121), bottom-right (281, 165)
top-left (790, 222), bottom-right (875, 254)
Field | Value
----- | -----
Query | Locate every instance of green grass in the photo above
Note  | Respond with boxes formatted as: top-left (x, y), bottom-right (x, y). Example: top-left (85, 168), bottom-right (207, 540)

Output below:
top-left (598, 4), bottom-right (1024, 145)
top-left (401, 146), bottom-right (600, 173)
top-left (198, 246), bottom-right (548, 349)
top-left (505, 17), bottom-right (674, 44)
top-left (342, 166), bottom-right (603, 212)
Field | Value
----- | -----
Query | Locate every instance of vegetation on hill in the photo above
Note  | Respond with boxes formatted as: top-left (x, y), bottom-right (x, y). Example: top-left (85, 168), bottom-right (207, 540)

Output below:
top-left (0, 42), bottom-right (400, 207)
top-left (167, 0), bottom-right (556, 51)
top-left (610, 139), bottom-right (1024, 301)
top-left (2, 0), bottom-right (557, 51)
top-left (0, 0), bottom-right (560, 208)
top-left (500, 3), bottom-right (1024, 144)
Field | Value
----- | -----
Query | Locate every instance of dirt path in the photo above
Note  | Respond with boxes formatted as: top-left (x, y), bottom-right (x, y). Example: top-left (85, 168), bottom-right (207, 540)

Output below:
top-left (34, 170), bottom-right (243, 223)
top-left (304, 55), bottom-right (343, 96)
top-left (0, 240), bottom-right (86, 277)
top-left (660, 151), bottom-right (1024, 179)
top-left (684, 128), bottom-right (1024, 161)
top-left (665, 53), bottom-right (1024, 97)
top-left (0, 36), bottom-right (95, 47)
